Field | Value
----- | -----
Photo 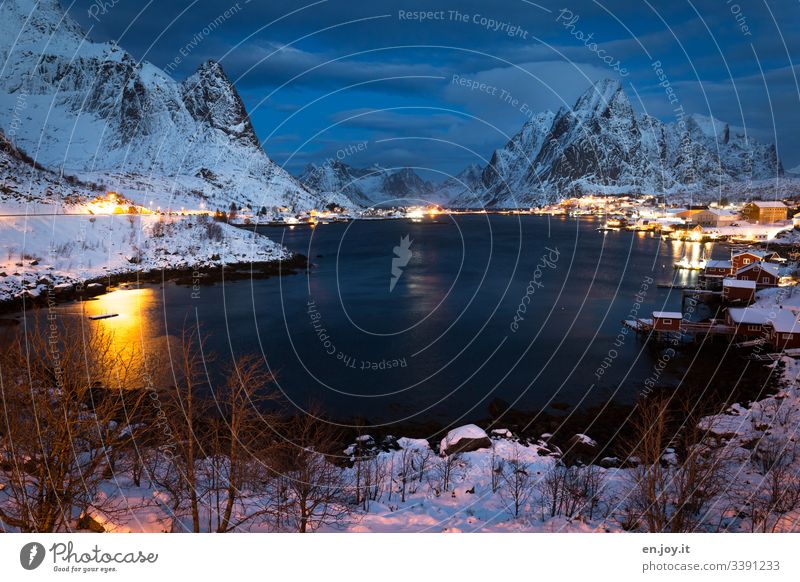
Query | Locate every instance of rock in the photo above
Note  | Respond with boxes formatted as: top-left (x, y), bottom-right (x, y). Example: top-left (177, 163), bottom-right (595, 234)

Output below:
top-left (564, 433), bottom-right (599, 464)
top-left (439, 424), bottom-right (491, 456)
top-left (599, 456), bottom-right (620, 468)
top-left (77, 513), bottom-right (106, 533)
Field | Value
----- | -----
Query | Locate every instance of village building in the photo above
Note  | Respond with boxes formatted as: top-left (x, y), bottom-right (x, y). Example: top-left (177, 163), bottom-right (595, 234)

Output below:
top-left (725, 307), bottom-right (772, 340)
top-left (674, 207), bottom-right (706, 221)
top-left (731, 250), bottom-right (779, 271)
top-left (691, 208), bottom-right (739, 227)
top-left (704, 259), bottom-right (733, 277)
top-left (651, 311), bottom-right (682, 332)
top-left (741, 201), bottom-right (789, 224)
top-left (722, 278), bottom-right (756, 304)
top-left (793, 212), bottom-right (800, 228)
top-left (765, 310), bottom-right (800, 350)
top-left (735, 261), bottom-right (780, 288)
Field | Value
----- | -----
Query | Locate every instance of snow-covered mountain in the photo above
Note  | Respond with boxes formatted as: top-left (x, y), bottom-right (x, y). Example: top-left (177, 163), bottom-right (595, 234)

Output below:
top-left (0, 128), bottom-right (99, 208)
top-left (0, 0), bottom-right (325, 211)
top-left (457, 79), bottom-right (783, 207)
top-left (436, 163), bottom-right (484, 205)
top-left (298, 163), bottom-right (437, 206)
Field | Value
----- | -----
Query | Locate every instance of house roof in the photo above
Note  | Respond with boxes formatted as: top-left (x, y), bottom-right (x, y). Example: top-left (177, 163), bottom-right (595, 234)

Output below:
top-left (736, 261), bottom-right (780, 277)
top-left (732, 249), bottom-right (772, 259)
top-left (652, 311), bottom-right (682, 319)
top-left (723, 278), bottom-right (756, 289)
top-left (748, 201), bottom-right (788, 209)
top-left (727, 307), bottom-right (772, 325)
top-left (706, 259), bottom-right (732, 269)
top-left (768, 310), bottom-right (800, 333)
top-left (698, 209), bottom-right (737, 217)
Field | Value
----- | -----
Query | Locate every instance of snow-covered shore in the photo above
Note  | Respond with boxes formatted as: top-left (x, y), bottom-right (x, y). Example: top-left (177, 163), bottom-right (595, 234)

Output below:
top-left (65, 351), bottom-right (798, 533)
top-left (0, 213), bottom-right (291, 304)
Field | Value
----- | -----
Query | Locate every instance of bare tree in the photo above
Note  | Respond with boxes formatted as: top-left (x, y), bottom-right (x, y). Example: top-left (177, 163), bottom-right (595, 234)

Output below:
top-left (0, 319), bottom-right (144, 531)
top-left (624, 396), bottom-right (729, 532)
top-left (203, 354), bottom-right (279, 532)
top-left (273, 412), bottom-right (350, 532)
top-left (430, 452), bottom-right (466, 496)
top-left (741, 436), bottom-right (800, 532)
top-left (147, 325), bottom-right (211, 532)
top-left (489, 444), bottom-right (504, 494)
top-left (498, 448), bottom-right (533, 518)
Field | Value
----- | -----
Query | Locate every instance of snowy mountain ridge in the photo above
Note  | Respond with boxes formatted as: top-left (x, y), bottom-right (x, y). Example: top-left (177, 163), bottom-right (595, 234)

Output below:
top-left (456, 79), bottom-right (783, 207)
top-left (0, 0), bottom-right (327, 211)
top-left (299, 162), bottom-right (445, 206)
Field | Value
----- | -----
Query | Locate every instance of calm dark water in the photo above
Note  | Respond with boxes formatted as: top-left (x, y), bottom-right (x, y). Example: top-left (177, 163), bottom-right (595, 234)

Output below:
top-left (19, 215), bottom-right (773, 430)
top-left (157, 214), bottom-right (765, 426)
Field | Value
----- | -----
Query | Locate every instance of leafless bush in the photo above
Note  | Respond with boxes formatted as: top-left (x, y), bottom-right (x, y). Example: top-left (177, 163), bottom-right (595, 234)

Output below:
top-left (623, 396), bottom-right (729, 532)
top-left (498, 448), bottom-right (533, 518)
top-left (430, 452), bottom-right (466, 496)
top-left (271, 413), bottom-right (351, 532)
top-left (0, 319), bottom-right (145, 532)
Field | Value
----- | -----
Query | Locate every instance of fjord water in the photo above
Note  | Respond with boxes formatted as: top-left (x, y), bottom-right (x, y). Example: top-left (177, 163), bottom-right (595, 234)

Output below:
top-left (144, 214), bottom-right (769, 428)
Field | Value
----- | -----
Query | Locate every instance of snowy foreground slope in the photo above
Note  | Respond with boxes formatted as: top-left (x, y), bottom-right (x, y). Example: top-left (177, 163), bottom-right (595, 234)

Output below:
top-left (0, 0), bottom-right (325, 211)
top-left (70, 355), bottom-right (799, 533)
top-left (0, 213), bottom-right (289, 303)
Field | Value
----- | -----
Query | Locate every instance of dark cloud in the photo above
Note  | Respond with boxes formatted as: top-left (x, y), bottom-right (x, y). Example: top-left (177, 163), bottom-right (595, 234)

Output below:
top-left (64, 0), bottom-right (800, 172)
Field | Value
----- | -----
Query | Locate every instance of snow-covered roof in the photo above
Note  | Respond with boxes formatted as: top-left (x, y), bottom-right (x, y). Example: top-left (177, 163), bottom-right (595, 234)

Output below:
top-left (736, 262), bottom-right (780, 277)
top-left (732, 249), bottom-right (772, 259)
top-left (727, 307), bottom-right (772, 325)
top-left (652, 311), bottom-right (682, 319)
top-left (723, 278), bottom-right (756, 289)
top-left (748, 201), bottom-right (788, 208)
top-left (706, 259), bottom-right (732, 269)
top-left (769, 310), bottom-right (800, 333)
top-left (698, 209), bottom-right (737, 217)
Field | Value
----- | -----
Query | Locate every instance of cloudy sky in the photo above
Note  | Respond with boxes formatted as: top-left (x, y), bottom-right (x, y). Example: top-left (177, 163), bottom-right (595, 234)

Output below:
top-left (67, 0), bottom-right (800, 178)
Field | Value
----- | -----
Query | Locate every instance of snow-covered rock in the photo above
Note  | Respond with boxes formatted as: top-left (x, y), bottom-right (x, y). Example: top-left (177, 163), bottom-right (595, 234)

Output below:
top-left (439, 424), bottom-right (491, 456)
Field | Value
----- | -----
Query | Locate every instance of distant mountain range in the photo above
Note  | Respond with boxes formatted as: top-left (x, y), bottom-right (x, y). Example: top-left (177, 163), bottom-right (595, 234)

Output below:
top-left (300, 79), bottom-right (785, 208)
top-left (298, 162), bottom-right (467, 206)
top-left (0, 1), bottom-right (788, 211)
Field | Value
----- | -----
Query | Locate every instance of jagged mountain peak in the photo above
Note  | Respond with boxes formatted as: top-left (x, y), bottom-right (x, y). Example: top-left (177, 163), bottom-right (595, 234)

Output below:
top-left (571, 78), bottom-right (628, 118)
top-left (0, 0), bottom-right (329, 210)
top-left (181, 59), bottom-right (259, 148)
top-left (457, 78), bottom-right (783, 207)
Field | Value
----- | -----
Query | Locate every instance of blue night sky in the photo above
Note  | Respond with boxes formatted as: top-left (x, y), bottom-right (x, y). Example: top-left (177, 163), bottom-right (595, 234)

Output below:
top-left (66, 0), bottom-right (800, 178)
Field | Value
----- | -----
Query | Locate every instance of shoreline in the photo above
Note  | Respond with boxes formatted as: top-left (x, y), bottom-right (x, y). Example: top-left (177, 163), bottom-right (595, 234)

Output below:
top-left (0, 253), bottom-right (309, 316)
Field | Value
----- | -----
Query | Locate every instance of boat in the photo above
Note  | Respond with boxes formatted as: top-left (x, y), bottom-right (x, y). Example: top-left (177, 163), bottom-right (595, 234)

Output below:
top-left (673, 253), bottom-right (707, 270)
top-left (88, 313), bottom-right (119, 321)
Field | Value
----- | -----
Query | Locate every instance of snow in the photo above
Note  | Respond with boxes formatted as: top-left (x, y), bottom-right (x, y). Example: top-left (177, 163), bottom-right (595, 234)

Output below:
top-left (769, 310), bottom-right (800, 333)
top-left (571, 433), bottom-right (598, 447)
top-left (727, 307), bottom-right (773, 325)
top-left (0, 0), bottom-right (328, 212)
top-left (0, 213), bottom-right (289, 302)
top-left (706, 259), bottom-right (732, 269)
top-left (652, 311), bottom-right (682, 319)
top-left (439, 424), bottom-right (490, 454)
top-left (723, 278), bottom-right (756, 289)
